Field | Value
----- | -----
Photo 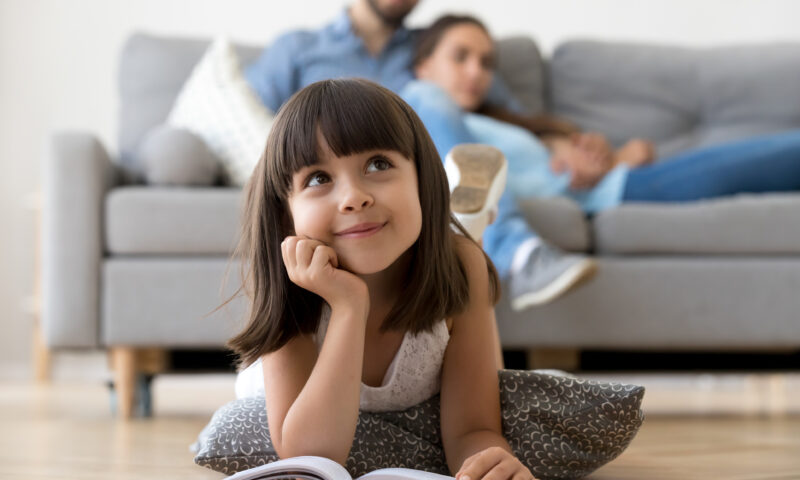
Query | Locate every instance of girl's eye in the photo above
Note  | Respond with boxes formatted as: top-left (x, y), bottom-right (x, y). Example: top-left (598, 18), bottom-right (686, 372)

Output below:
top-left (366, 156), bottom-right (393, 173)
top-left (453, 48), bottom-right (468, 63)
top-left (305, 171), bottom-right (330, 187)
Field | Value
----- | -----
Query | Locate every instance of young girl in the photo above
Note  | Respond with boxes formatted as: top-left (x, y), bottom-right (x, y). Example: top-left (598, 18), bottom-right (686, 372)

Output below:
top-left (407, 14), bottom-right (800, 213)
top-left (227, 78), bottom-right (537, 480)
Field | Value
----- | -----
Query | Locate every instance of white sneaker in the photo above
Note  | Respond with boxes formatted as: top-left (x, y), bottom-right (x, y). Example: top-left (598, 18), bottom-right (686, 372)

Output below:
top-left (510, 242), bottom-right (597, 310)
top-left (445, 144), bottom-right (507, 240)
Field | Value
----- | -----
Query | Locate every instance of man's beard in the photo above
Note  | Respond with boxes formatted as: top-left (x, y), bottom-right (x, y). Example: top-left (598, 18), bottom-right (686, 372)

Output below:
top-left (366, 0), bottom-right (413, 28)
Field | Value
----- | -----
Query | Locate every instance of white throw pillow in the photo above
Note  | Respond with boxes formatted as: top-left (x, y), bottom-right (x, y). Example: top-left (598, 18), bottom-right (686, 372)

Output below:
top-left (167, 37), bottom-right (273, 186)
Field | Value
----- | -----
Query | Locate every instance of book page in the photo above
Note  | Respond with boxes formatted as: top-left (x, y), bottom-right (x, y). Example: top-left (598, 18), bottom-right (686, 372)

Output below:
top-left (225, 456), bottom-right (352, 480)
top-left (357, 468), bottom-right (454, 480)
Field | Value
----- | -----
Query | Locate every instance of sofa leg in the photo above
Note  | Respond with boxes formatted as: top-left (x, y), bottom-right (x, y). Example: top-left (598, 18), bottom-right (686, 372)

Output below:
top-left (110, 347), bottom-right (137, 419)
top-left (32, 320), bottom-right (51, 383)
top-left (527, 348), bottom-right (580, 371)
top-left (109, 348), bottom-right (169, 419)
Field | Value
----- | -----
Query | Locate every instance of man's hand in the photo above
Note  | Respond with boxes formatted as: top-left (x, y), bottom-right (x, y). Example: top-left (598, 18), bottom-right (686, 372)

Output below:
top-left (455, 446), bottom-right (537, 480)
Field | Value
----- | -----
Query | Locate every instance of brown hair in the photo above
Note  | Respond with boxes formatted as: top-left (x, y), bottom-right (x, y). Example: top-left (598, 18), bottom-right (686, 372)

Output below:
top-left (411, 14), bottom-right (493, 70)
top-left (224, 78), bottom-right (499, 368)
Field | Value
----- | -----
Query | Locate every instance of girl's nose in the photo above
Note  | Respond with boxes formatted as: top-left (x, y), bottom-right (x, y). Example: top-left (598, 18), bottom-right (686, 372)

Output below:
top-left (338, 183), bottom-right (374, 212)
top-left (466, 57), bottom-right (482, 77)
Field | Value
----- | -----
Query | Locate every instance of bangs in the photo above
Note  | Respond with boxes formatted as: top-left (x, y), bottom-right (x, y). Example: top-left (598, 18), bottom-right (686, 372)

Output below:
top-left (265, 79), bottom-right (417, 198)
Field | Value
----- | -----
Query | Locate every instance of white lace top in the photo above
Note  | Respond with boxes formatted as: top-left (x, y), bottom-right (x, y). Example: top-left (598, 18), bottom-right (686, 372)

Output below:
top-left (314, 314), bottom-right (451, 412)
top-left (234, 315), bottom-right (451, 413)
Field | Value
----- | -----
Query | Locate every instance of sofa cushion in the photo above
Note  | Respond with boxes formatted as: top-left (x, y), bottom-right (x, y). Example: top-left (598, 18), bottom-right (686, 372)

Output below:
top-left (139, 126), bottom-right (221, 186)
top-left (594, 193), bottom-right (800, 254)
top-left (517, 196), bottom-right (591, 252)
top-left (103, 257), bottom-right (247, 345)
top-left (118, 34), bottom-right (262, 182)
top-left (494, 36), bottom-right (545, 114)
top-left (548, 41), bottom-right (800, 158)
top-left (105, 187), bottom-right (242, 255)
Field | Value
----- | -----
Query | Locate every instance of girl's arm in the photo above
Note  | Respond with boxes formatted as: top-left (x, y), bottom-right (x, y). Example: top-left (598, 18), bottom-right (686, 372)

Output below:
top-left (440, 239), bottom-right (534, 480)
top-left (261, 237), bottom-right (370, 465)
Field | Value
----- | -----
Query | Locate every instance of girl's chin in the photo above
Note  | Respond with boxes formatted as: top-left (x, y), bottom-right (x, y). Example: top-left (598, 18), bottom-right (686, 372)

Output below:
top-left (457, 96), bottom-right (482, 112)
top-left (341, 261), bottom-right (394, 276)
top-left (339, 253), bottom-right (405, 277)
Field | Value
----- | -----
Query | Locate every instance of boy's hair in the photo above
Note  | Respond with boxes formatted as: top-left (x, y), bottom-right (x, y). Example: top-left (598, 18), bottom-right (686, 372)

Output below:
top-left (225, 78), bottom-right (499, 368)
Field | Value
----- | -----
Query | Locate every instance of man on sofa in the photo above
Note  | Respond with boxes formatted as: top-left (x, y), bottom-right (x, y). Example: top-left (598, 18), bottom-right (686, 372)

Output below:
top-left (244, 0), bottom-right (596, 310)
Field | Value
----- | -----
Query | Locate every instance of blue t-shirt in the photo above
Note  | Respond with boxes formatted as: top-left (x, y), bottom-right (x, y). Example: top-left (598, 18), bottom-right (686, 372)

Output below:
top-left (245, 10), bottom-right (521, 113)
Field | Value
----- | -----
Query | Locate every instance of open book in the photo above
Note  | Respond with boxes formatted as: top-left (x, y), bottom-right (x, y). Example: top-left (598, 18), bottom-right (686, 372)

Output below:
top-left (225, 456), bottom-right (454, 480)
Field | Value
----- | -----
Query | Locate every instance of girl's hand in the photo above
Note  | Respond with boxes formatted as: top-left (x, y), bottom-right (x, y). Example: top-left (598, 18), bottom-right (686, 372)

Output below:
top-left (456, 447), bottom-right (537, 480)
top-left (548, 138), bottom-right (610, 190)
top-left (571, 131), bottom-right (613, 163)
top-left (281, 236), bottom-right (369, 313)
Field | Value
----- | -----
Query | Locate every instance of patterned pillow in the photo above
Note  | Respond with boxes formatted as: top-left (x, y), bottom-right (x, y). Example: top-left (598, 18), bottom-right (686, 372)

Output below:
top-left (167, 37), bottom-right (273, 186)
top-left (193, 370), bottom-right (645, 480)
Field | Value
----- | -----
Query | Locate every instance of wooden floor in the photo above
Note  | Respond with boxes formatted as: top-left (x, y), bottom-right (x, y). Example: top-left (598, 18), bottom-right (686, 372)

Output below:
top-left (1, 373), bottom-right (799, 480)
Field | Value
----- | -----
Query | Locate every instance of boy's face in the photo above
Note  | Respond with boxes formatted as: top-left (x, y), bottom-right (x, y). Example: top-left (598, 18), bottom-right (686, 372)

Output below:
top-left (287, 136), bottom-right (422, 276)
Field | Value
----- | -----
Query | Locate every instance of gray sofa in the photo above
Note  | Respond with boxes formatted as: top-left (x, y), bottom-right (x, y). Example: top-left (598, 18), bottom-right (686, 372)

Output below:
top-left (43, 33), bottom-right (800, 417)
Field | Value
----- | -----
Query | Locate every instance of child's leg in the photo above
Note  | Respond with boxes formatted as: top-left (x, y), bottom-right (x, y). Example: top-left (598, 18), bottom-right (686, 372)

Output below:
top-left (622, 129), bottom-right (800, 202)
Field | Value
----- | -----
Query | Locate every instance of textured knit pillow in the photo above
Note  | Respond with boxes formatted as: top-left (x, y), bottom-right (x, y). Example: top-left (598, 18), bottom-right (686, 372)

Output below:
top-left (167, 36), bottom-right (273, 186)
top-left (193, 370), bottom-right (645, 480)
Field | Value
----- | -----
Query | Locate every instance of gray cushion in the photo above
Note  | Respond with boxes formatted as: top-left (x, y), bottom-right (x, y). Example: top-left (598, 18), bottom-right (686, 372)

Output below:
top-left (494, 257), bottom-right (800, 349)
top-left (118, 33), bottom-right (262, 182)
top-left (593, 193), bottom-right (800, 254)
top-left (102, 258), bottom-right (247, 345)
top-left (139, 126), bottom-right (221, 186)
top-left (548, 41), bottom-right (800, 158)
top-left (193, 370), bottom-right (644, 480)
top-left (105, 187), bottom-right (242, 254)
top-left (495, 37), bottom-right (545, 114)
top-left (517, 196), bottom-right (591, 252)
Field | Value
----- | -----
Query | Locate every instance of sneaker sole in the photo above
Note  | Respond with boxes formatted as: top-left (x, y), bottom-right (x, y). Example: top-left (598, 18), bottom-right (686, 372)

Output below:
top-left (448, 144), bottom-right (506, 214)
top-left (511, 257), bottom-right (598, 310)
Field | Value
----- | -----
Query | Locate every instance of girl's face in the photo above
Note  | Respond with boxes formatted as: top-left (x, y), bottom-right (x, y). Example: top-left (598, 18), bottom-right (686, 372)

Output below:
top-left (287, 137), bottom-right (423, 275)
top-left (415, 23), bottom-right (495, 112)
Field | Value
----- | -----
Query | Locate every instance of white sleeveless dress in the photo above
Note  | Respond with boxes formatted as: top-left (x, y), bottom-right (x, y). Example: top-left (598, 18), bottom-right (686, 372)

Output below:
top-left (234, 315), bottom-right (451, 412)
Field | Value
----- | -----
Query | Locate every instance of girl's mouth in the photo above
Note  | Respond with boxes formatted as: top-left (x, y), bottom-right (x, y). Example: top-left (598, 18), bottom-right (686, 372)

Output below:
top-left (335, 222), bottom-right (386, 239)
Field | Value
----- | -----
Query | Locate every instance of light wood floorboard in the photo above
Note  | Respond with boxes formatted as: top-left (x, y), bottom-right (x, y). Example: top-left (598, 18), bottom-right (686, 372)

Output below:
top-left (1, 373), bottom-right (798, 479)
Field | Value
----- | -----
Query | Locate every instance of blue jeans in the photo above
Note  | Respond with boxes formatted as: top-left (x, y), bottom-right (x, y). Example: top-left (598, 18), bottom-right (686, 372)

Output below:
top-left (402, 81), bottom-right (534, 278)
top-left (623, 130), bottom-right (800, 202)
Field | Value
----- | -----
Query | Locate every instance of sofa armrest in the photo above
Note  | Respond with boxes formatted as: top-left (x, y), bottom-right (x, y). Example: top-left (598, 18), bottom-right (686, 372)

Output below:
top-left (42, 132), bottom-right (119, 348)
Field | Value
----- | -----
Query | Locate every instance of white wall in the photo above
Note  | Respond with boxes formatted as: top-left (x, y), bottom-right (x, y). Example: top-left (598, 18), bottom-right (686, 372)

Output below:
top-left (2, 0), bottom-right (799, 378)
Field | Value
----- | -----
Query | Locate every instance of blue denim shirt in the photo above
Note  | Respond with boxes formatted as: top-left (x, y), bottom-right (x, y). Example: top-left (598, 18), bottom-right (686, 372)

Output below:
top-left (245, 9), bottom-right (521, 113)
